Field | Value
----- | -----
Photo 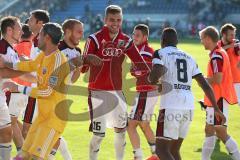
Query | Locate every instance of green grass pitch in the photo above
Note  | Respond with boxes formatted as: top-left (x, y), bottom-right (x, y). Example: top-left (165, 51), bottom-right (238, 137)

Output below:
top-left (16, 40), bottom-right (240, 160)
top-left (58, 40), bottom-right (240, 160)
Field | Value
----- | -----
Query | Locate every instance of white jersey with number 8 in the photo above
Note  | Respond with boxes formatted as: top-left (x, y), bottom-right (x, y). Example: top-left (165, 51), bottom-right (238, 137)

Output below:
top-left (152, 46), bottom-right (201, 110)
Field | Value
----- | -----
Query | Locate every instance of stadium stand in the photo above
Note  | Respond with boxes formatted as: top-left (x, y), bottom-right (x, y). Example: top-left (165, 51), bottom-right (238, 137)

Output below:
top-left (0, 0), bottom-right (67, 22)
top-left (0, 0), bottom-right (240, 38)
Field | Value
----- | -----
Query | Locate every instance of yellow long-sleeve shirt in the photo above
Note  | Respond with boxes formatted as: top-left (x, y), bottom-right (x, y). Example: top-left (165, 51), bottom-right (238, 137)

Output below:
top-left (16, 49), bottom-right (70, 132)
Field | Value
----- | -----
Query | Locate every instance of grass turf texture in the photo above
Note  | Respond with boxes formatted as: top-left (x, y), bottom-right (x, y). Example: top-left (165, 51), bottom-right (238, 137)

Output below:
top-left (14, 40), bottom-right (240, 160)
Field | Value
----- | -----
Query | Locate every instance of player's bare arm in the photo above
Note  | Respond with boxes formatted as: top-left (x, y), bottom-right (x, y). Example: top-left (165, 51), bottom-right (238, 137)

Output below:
top-left (148, 64), bottom-right (167, 85)
top-left (83, 54), bottom-right (102, 66)
top-left (70, 67), bottom-right (82, 83)
top-left (18, 73), bottom-right (37, 83)
top-left (194, 74), bottom-right (226, 124)
top-left (0, 55), bottom-right (37, 83)
top-left (70, 54), bottom-right (102, 68)
top-left (0, 56), bottom-right (14, 69)
top-left (0, 68), bottom-right (27, 78)
top-left (206, 72), bottom-right (223, 85)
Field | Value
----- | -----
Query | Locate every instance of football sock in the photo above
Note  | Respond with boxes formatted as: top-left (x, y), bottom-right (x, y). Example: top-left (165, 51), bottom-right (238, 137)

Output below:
top-left (225, 137), bottom-right (240, 160)
top-left (89, 134), bottom-right (104, 160)
top-left (133, 148), bottom-right (143, 160)
top-left (0, 143), bottom-right (12, 160)
top-left (59, 137), bottom-right (72, 160)
top-left (201, 136), bottom-right (216, 160)
top-left (114, 131), bottom-right (126, 160)
top-left (148, 142), bottom-right (156, 154)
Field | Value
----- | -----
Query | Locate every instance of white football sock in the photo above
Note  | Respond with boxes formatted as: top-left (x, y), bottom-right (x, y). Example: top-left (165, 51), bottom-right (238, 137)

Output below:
top-left (148, 142), bottom-right (156, 154)
top-left (225, 137), bottom-right (240, 160)
top-left (59, 137), bottom-right (72, 160)
top-left (114, 131), bottom-right (126, 160)
top-left (201, 136), bottom-right (216, 160)
top-left (133, 148), bottom-right (143, 160)
top-left (0, 143), bottom-right (11, 160)
top-left (89, 134), bottom-right (104, 160)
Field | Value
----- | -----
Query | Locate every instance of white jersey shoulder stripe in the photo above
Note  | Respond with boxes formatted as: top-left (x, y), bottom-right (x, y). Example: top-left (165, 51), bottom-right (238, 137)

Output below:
top-left (89, 34), bottom-right (100, 50)
top-left (38, 86), bottom-right (53, 97)
top-left (140, 51), bottom-right (152, 57)
top-left (83, 38), bottom-right (91, 56)
top-left (54, 52), bottom-right (62, 72)
top-left (212, 59), bottom-right (218, 73)
top-left (211, 53), bottom-right (223, 59)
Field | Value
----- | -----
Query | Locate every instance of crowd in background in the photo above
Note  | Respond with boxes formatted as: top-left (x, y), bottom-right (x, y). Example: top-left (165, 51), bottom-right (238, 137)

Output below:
top-left (1, 0), bottom-right (240, 39)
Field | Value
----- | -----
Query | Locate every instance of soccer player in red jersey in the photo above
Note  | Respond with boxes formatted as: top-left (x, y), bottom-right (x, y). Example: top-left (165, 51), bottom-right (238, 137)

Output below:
top-left (127, 24), bottom-right (159, 160)
top-left (83, 5), bottom-right (149, 160)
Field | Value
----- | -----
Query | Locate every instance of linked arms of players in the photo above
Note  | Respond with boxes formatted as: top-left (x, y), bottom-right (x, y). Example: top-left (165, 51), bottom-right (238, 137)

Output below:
top-left (148, 64), bottom-right (167, 92)
top-left (0, 56), bottom-right (37, 83)
top-left (125, 40), bottom-right (150, 76)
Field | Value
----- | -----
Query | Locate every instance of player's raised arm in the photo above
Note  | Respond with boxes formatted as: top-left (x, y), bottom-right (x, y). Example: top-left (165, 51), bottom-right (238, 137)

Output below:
top-left (124, 39), bottom-right (150, 76)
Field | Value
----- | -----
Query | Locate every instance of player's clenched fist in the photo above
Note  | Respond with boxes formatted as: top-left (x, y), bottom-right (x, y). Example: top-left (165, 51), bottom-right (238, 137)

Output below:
top-left (214, 107), bottom-right (227, 125)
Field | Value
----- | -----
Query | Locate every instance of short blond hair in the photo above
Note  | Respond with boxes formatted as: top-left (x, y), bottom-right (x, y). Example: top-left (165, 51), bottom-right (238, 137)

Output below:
top-left (62, 19), bottom-right (83, 33)
top-left (199, 26), bottom-right (219, 42)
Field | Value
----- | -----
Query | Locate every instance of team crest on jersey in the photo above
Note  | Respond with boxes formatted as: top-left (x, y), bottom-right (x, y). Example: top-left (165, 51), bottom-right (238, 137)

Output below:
top-left (49, 76), bottom-right (58, 86)
top-left (42, 67), bottom-right (47, 74)
top-left (101, 39), bottom-right (106, 46)
top-left (117, 40), bottom-right (125, 48)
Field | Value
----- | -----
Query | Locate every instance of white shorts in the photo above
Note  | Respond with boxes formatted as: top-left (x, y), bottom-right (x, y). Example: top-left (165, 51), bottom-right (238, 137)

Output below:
top-left (234, 83), bottom-right (240, 106)
top-left (206, 98), bottom-right (229, 126)
top-left (8, 93), bottom-right (28, 117)
top-left (156, 109), bottom-right (193, 140)
top-left (88, 90), bottom-right (128, 135)
top-left (0, 104), bottom-right (11, 129)
top-left (129, 90), bottom-right (158, 121)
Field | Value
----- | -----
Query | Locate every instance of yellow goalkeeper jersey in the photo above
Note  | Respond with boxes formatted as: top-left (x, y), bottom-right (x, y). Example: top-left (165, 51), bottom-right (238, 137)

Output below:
top-left (16, 49), bottom-right (70, 132)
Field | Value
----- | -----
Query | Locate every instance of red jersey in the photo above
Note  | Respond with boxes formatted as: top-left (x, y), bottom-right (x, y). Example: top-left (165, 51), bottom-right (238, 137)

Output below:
top-left (131, 42), bottom-right (156, 92)
top-left (83, 26), bottom-right (150, 90)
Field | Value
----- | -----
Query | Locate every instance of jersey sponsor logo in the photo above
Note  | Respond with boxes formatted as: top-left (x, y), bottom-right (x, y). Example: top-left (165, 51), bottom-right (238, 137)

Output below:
top-left (101, 41), bottom-right (124, 57)
top-left (102, 47), bottom-right (123, 57)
